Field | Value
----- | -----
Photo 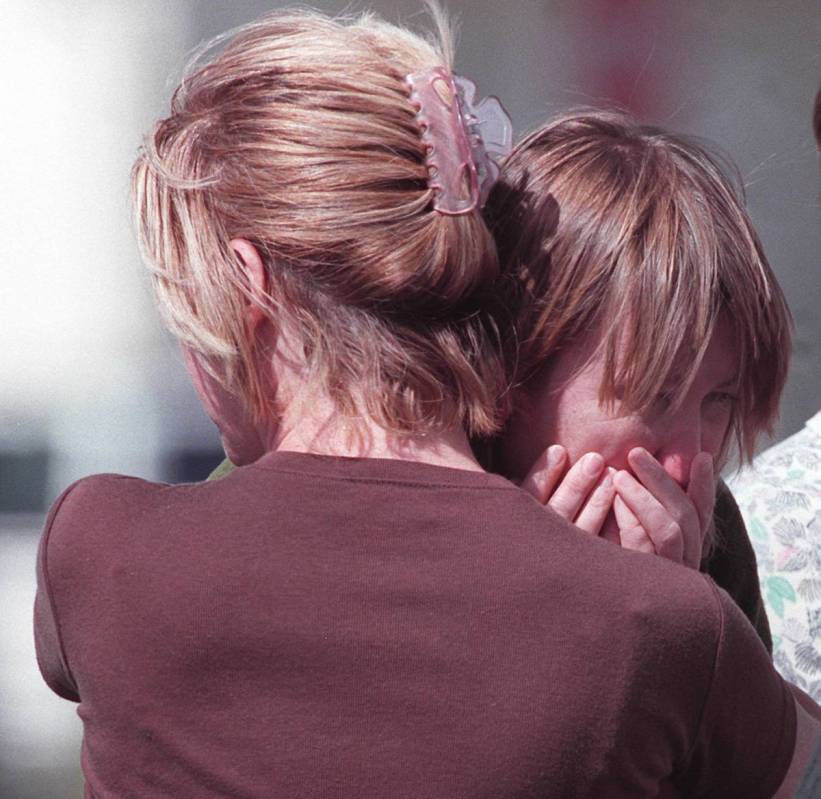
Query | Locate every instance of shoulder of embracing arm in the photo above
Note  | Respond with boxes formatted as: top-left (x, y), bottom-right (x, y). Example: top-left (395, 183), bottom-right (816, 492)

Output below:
top-left (772, 688), bottom-right (820, 799)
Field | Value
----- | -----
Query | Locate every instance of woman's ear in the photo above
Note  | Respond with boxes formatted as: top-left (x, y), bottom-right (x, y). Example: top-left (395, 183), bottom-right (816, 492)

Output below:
top-left (230, 238), bottom-right (269, 335)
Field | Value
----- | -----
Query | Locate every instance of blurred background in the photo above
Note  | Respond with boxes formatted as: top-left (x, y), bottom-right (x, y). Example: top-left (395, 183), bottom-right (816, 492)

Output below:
top-left (1, 0), bottom-right (818, 795)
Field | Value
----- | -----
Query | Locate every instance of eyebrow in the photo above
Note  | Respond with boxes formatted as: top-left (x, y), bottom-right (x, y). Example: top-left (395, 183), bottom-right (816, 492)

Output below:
top-left (713, 375), bottom-right (739, 391)
top-left (657, 372), bottom-right (739, 394)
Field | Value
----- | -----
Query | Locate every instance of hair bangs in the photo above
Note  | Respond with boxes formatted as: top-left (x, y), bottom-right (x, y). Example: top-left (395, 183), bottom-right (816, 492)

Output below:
top-left (488, 110), bottom-right (792, 460)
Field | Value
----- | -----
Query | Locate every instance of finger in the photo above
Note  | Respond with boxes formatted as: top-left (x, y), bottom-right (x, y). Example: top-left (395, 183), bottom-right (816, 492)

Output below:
top-left (627, 448), bottom-right (697, 519)
top-left (547, 452), bottom-right (605, 521)
top-left (626, 447), bottom-right (701, 566)
top-left (700, 516), bottom-right (717, 566)
top-left (520, 445), bottom-right (567, 504)
top-left (687, 452), bottom-right (715, 533)
top-left (612, 492), bottom-right (640, 528)
top-left (687, 453), bottom-right (716, 563)
top-left (573, 468), bottom-right (617, 536)
top-left (599, 492), bottom-right (630, 545)
top-left (613, 469), bottom-right (684, 562)
top-left (613, 495), bottom-right (655, 554)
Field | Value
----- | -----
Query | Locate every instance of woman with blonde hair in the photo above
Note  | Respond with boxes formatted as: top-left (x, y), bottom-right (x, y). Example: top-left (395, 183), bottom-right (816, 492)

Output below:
top-left (34, 9), bottom-right (813, 797)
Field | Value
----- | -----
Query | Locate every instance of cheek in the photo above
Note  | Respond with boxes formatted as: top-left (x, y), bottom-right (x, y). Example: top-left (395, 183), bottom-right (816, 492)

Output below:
top-left (701, 403), bottom-right (735, 457)
top-left (701, 419), bottom-right (733, 460)
top-left (554, 413), bottom-right (655, 470)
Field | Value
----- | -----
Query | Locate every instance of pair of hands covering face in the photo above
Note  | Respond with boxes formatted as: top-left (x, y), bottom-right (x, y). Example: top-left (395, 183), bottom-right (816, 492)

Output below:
top-left (521, 446), bottom-right (716, 569)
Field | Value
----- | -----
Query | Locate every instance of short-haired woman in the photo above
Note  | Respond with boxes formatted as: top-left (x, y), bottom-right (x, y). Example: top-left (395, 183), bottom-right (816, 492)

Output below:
top-left (486, 111), bottom-right (792, 641)
top-left (485, 109), bottom-right (819, 792)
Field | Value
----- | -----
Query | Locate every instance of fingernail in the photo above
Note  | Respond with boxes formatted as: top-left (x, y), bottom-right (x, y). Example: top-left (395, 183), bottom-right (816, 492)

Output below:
top-left (614, 469), bottom-right (630, 487)
top-left (547, 445), bottom-right (565, 468)
top-left (583, 452), bottom-right (604, 476)
top-left (600, 473), bottom-right (614, 491)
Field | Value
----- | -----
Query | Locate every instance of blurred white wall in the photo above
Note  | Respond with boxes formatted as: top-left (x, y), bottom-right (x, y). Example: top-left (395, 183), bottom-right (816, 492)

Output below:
top-left (0, 2), bottom-right (199, 793)
top-left (1, 526), bottom-right (84, 797)
top-left (0, 0), bottom-right (214, 498)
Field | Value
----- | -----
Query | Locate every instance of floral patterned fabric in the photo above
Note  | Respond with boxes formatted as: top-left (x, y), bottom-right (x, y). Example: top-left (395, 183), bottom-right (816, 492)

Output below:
top-left (728, 411), bottom-right (821, 701)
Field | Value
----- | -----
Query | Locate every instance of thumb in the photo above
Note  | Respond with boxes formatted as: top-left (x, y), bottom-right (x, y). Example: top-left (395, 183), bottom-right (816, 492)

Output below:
top-left (521, 445), bottom-right (567, 504)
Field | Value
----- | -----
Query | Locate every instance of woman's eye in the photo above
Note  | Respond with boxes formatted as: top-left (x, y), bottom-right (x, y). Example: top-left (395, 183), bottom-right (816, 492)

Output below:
top-left (653, 393), bottom-right (673, 411)
top-left (706, 392), bottom-right (737, 411)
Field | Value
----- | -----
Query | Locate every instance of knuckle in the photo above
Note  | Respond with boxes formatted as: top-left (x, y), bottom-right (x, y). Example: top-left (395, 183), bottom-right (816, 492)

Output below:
top-left (533, 474), bottom-right (552, 499)
top-left (568, 471), bottom-right (593, 492)
top-left (589, 488), bottom-right (612, 511)
top-left (670, 506), bottom-right (690, 528)
top-left (658, 522), bottom-right (682, 547)
top-left (547, 495), bottom-right (574, 519)
top-left (626, 531), bottom-right (655, 555)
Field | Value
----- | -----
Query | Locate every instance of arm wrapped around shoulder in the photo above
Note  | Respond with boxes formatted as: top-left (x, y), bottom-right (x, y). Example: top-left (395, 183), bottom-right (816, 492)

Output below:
top-left (679, 578), bottom-right (798, 798)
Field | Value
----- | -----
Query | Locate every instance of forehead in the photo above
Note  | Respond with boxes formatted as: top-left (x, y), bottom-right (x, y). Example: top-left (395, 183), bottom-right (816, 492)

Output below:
top-left (666, 315), bottom-right (738, 387)
top-left (538, 314), bottom-right (739, 400)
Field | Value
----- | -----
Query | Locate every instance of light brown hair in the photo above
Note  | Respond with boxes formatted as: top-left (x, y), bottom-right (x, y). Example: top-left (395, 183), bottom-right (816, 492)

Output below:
top-left (486, 110), bottom-right (792, 461)
top-left (132, 7), bottom-right (509, 437)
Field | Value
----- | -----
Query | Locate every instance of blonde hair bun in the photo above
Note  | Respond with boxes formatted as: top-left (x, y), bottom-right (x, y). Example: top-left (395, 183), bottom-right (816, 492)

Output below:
top-left (133, 8), bottom-right (509, 436)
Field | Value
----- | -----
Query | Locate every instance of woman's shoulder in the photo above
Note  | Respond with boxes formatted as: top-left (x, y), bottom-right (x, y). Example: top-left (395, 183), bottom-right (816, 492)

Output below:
top-left (41, 472), bottom-right (211, 556)
top-left (509, 494), bottom-right (726, 629)
top-left (48, 472), bottom-right (169, 523)
top-left (48, 468), bottom-right (235, 514)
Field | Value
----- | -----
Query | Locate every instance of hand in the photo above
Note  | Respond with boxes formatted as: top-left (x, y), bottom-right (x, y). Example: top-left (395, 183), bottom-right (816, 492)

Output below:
top-left (521, 445), bottom-right (617, 535)
top-left (611, 448), bottom-right (715, 568)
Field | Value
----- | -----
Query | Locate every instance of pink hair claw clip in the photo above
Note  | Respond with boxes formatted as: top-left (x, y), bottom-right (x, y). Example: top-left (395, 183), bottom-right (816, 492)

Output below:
top-left (406, 67), bottom-right (513, 216)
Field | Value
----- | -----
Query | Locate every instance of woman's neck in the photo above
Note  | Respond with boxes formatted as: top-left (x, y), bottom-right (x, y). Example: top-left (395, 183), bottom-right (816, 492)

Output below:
top-left (266, 393), bottom-right (484, 472)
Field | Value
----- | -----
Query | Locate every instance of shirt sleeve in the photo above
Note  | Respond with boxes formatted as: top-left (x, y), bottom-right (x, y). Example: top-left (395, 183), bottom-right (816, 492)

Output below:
top-left (207, 457), bottom-right (235, 481)
top-left (679, 577), bottom-right (796, 798)
top-left (702, 480), bottom-right (772, 653)
top-left (33, 482), bottom-right (82, 703)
